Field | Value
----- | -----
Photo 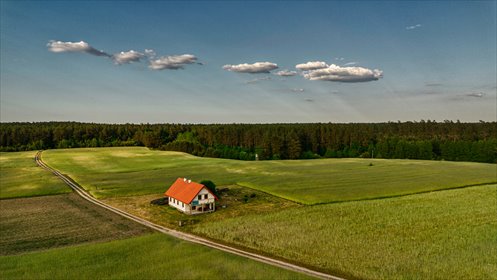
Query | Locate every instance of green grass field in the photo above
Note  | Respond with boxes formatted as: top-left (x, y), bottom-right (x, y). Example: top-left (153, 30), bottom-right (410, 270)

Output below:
top-left (0, 233), bottom-right (313, 280)
top-left (0, 151), bottom-right (71, 199)
top-left (193, 185), bottom-right (497, 280)
top-left (43, 147), bottom-right (496, 204)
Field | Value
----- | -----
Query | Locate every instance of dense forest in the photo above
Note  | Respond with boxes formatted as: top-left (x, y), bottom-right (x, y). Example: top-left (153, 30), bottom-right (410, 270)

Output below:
top-left (1, 121), bottom-right (496, 163)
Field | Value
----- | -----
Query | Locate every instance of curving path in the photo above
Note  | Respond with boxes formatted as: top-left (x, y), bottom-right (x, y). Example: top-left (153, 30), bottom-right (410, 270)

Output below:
top-left (35, 151), bottom-right (344, 280)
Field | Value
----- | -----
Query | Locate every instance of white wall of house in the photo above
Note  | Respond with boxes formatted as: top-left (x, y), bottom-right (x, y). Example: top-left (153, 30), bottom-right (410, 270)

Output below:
top-left (168, 196), bottom-right (188, 212)
top-left (168, 187), bottom-right (216, 214)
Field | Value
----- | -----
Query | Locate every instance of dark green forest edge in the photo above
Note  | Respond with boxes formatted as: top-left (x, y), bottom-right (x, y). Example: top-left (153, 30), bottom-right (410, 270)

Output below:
top-left (1, 121), bottom-right (496, 163)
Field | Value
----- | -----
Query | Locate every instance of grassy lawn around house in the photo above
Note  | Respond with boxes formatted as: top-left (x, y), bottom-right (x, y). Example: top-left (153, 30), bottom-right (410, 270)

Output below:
top-left (101, 184), bottom-right (301, 231)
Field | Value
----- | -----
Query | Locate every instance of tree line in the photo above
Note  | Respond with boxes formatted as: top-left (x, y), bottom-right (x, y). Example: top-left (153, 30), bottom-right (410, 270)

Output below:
top-left (1, 121), bottom-right (496, 163)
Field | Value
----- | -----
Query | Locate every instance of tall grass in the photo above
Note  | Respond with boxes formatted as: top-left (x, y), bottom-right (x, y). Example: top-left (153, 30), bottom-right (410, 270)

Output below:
top-left (0, 151), bottom-right (70, 199)
top-left (0, 233), bottom-right (313, 280)
top-left (43, 147), bottom-right (496, 203)
top-left (193, 185), bottom-right (497, 279)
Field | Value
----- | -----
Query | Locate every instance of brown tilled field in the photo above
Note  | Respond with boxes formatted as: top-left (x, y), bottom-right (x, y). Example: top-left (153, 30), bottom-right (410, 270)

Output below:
top-left (0, 193), bottom-right (152, 255)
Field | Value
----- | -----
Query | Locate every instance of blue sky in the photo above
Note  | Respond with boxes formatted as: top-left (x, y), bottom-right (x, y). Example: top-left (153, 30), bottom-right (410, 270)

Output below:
top-left (1, 1), bottom-right (496, 123)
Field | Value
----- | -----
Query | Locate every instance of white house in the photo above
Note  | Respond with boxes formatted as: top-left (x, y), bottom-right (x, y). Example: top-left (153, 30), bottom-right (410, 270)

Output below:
top-left (164, 178), bottom-right (218, 215)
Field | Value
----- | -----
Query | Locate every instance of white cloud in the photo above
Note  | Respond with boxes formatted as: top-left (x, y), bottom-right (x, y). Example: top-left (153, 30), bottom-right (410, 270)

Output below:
top-left (406, 24), bottom-right (422, 30)
top-left (149, 54), bottom-right (198, 70)
top-left (295, 61), bottom-right (328, 71)
top-left (223, 62), bottom-right (278, 73)
top-left (274, 70), bottom-right (297, 77)
top-left (144, 49), bottom-right (156, 58)
top-left (47, 40), bottom-right (110, 57)
top-left (112, 50), bottom-right (144, 64)
top-left (303, 64), bottom-right (383, 83)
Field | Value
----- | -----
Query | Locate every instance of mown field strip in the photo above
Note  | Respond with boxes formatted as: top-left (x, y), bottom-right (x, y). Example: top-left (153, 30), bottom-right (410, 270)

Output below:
top-left (36, 151), bottom-right (341, 280)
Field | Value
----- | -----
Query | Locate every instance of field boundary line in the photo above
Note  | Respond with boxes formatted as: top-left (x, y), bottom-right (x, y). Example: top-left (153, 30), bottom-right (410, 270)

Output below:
top-left (35, 151), bottom-right (344, 280)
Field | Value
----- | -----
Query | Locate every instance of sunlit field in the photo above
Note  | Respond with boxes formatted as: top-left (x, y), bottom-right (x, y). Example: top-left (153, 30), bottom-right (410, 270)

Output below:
top-left (43, 147), bottom-right (496, 204)
top-left (0, 151), bottom-right (70, 199)
top-left (194, 185), bottom-right (497, 280)
top-left (0, 234), bottom-right (313, 280)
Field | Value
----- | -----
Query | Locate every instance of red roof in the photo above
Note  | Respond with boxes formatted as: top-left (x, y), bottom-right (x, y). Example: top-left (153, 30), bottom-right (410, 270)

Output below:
top-left (164, 178), bottom-right (218, 204)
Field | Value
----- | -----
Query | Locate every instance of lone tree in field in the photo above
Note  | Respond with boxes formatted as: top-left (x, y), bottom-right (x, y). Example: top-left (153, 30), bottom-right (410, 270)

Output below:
top-left (200, 180), bottom-right (218, 196)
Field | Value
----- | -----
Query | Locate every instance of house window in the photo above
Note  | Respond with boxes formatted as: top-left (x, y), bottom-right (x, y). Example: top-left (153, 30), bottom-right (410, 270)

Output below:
top-left (182, 202), bottom-right (184, 207)
top-left (198, 195), bottom-right (202, 200)
top-left (204, 194), bottom-right (208, 199)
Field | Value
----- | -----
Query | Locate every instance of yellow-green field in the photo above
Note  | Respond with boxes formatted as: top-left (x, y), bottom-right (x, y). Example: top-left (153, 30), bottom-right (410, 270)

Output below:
top-left (194, 185), bottom-right (497, 280)
top-left (43, 147), bottom-right (496, 204)
top-left (0, 233), bottom-right (313, 280)
top-left (0, 151), bottom-right (71, 199)
top-left (3, 148), bottom-right (496, 279)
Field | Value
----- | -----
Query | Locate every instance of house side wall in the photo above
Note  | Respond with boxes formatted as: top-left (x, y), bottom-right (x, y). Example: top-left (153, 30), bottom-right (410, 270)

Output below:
top-left (168, 196), bottom-right (188, 212)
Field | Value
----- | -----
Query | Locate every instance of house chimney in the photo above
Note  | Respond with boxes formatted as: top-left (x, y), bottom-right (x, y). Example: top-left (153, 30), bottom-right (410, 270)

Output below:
top-left (188, 180), bottom-right (191, 183)
top-left (183, 178), bottom-right (187, 182)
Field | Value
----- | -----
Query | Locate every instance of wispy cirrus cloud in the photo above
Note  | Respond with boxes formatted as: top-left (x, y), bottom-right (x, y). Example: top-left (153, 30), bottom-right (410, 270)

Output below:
top-left (47, 40), bottom-right (111, 57)
top-left (291, 88), bottom-right (305, 93)
top-left (223, 62), bottom-right (278, 73)
top-left (274, 70), bottom-right (297, 77)
top-left (245, 76), bottom-right (272, 84)
top-left (467, 92), bottom-right (485, 98)
top-left (112, 50), bottom-right (145, 64)
top-left (406, 24), bottom-right (422, 30)
top-left (301, 63), bottom-right (383, 83)
top-left (342, 62), bottom-right (358, 66)
top-left (148, 54), bottom-right (198, 70)
top-left (144, 49), bottom-right (156, 58)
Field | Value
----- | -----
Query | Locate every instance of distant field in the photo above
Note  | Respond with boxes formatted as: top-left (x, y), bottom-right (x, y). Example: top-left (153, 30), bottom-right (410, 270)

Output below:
top-left (0, 193), bottom-right (151, 255)
top-left (43, 147), bottom-right (496, 203)
top-left (0, 151), bottom-right (70, 199)
top-left (193, 185), bottom-right (497, 280)
top-left (0, 233), bottom-right (313, 280)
